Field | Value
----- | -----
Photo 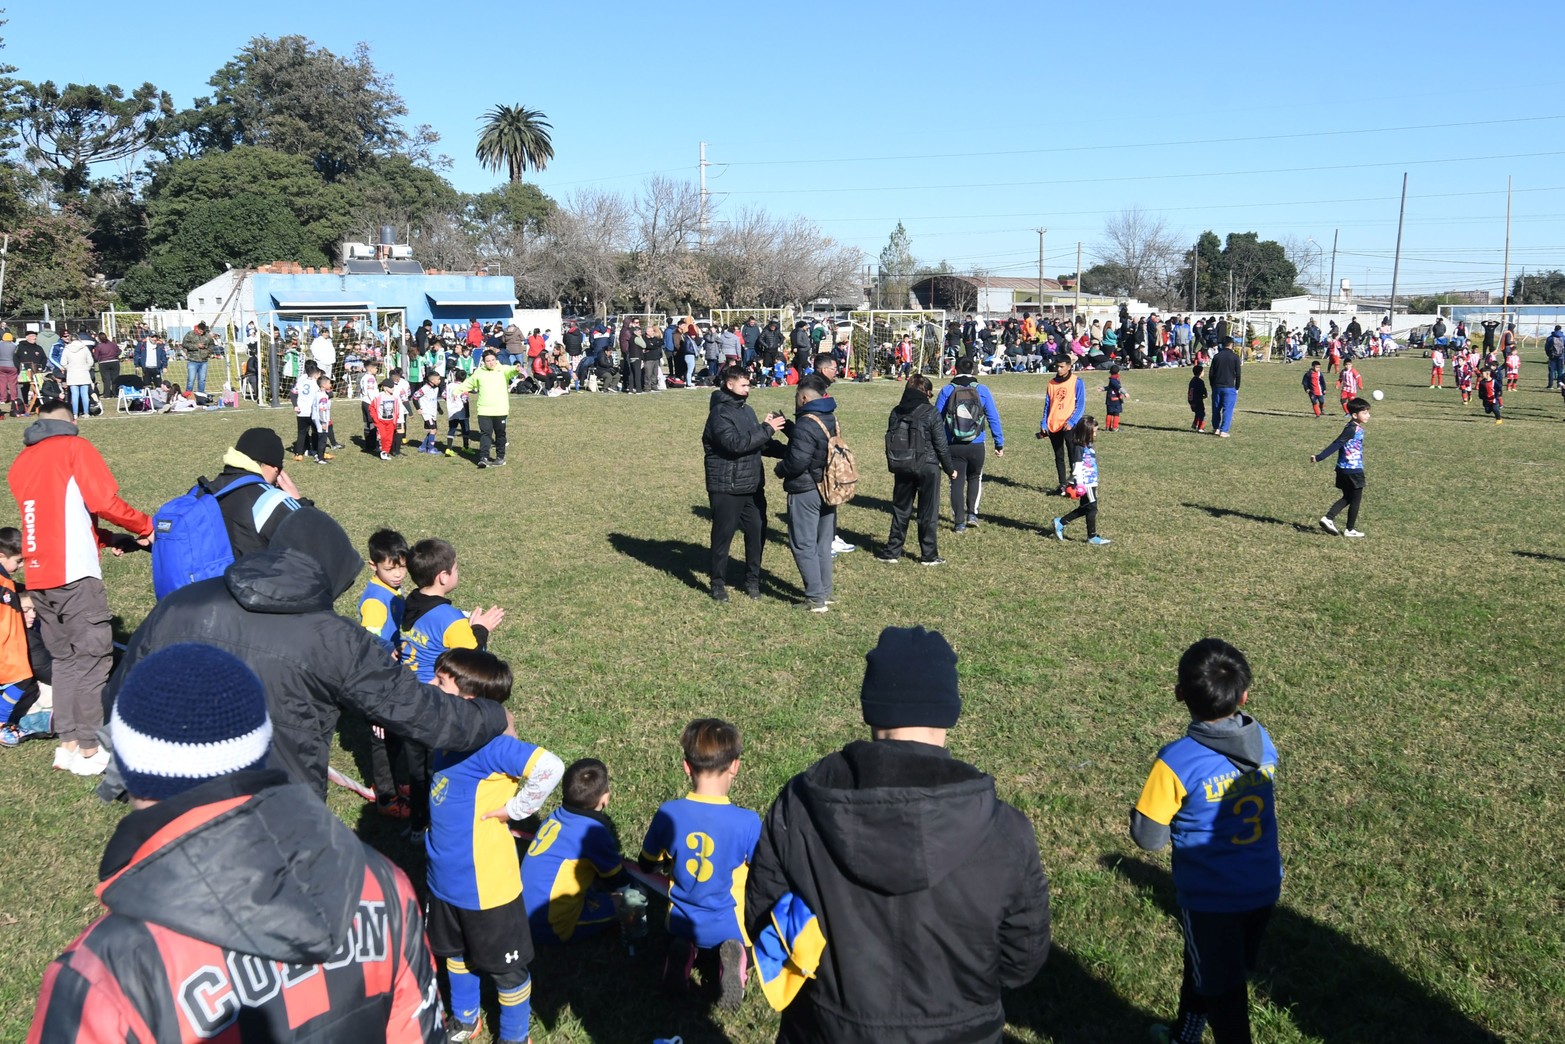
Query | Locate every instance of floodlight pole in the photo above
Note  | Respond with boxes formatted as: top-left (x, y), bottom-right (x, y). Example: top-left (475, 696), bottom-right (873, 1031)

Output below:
top-left (1388, 173), bottom-right (1408, 321)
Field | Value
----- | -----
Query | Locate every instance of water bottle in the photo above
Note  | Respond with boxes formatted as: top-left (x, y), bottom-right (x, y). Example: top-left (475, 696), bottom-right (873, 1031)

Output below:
top-left (620, 885), bottom-right (649, 956)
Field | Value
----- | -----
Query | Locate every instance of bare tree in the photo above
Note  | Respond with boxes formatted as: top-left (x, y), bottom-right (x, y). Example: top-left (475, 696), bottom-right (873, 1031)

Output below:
top-left (550, 189), bottom-right (633, 316)
top-left (1099, 207), bottom-right (1181, 305)
top-left (626, 176), bottom-right (706, 313)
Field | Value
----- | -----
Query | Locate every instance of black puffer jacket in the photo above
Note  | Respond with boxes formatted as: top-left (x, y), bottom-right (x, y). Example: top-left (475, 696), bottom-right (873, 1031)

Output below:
top-left (703, 386), bottom-right (777, 494)
top-left (887, 385), bottom-right (955, 474)
top-left (102, 508), bottom-right (505, 797)
top-left (777, 396), bottom-right (838, 495)
top-left (746, 740), bottom-right (1051, 1044)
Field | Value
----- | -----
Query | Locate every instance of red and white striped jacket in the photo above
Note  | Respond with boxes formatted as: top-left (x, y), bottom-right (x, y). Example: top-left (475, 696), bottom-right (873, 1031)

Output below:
top-left (8, 420), bottom-right (151, 590)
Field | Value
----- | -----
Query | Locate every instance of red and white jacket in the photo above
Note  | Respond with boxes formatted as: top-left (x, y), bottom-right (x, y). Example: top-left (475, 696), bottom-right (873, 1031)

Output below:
top-left (8, 420), bottom-right (151, 590)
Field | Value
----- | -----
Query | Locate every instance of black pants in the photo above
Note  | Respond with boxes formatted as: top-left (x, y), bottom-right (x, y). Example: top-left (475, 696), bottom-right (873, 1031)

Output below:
top-left (709, 489), bottom-right (766, 588)
top-left (1060, 487), bottom-right (1098, 537)
top-left (446, 410), bottom-right (471, 449)
top-left (1048, 429), bottom-right (1070, 488)
top-left (623, 355), bottom-right (643, 392)
top-left (98, 362), bottom-right (120, 397)
top-left (477, 415), bottom-right (507, 461)
top-left (294, 417), bottom-right (314, 455)
top-left (1170, 905), bottom-right (1272, 1044)
top-left (885, 468), bottom-right (941, 560)
top-left (949, 443), bottom-right (986, 521)
top-left (1326, 470), bottom-right (1365, 530)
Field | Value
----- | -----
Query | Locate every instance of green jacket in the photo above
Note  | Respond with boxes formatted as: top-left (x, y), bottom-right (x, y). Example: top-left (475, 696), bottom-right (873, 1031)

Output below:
top-left (464, 365), bottom-right (519, 416)
top-left (182, 331), bottom-right (216, 363)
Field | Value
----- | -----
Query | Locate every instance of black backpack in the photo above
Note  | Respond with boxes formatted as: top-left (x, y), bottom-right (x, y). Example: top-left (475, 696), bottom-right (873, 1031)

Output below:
top-left (885, 410), bottom-right (922, 473)
top-left (943, 384), bottom-right (987, 443)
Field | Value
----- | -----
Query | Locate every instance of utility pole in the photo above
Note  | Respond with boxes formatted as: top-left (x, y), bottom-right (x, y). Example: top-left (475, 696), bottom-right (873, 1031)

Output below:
top-left (1073, 241), bottom-right (1081, 320)
top-left (1388, 173), bottom-right (1408, 322)
top-left (0, 235), bottom-right (8, 316)
top-left (1189, 240), bottom-right (1198, 313)
top-left (1036, 228), bottom-right (1046, 321)
top-left (1326, 228), bottom-right (1339, 312)
top-left (698, 141), bottom-right (709, 250)
top-left (1227, 270), bottom-right (1234, 314)
top-left (1502, 174), bottom-right (1513, 311)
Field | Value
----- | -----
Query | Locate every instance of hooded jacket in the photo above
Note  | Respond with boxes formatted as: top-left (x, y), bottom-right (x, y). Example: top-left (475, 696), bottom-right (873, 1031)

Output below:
top-left (933, 376), bottom-right (1005, 448)
top-left (9, 419), bottom-right (153, 590)
top-left (101, 509), bottom-right (505, 797)
top-left (746, 740), bottom-right (1050, 1044)
top-left (703, 386), bottom-right (777, 495)
top-left (776, 396), bottom-right (838, 495)
top-left (30, 770), bottom-right (441, 1043)
top-left (887, 384), bottom-right (954, 474)
top-left (207, 448), bottom-right (309, 559)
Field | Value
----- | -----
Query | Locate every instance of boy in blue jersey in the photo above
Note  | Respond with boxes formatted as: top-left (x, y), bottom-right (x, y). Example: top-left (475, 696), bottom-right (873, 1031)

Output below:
top-left (425, 649), bottom-right (564, 1044)
top-left (400, 537), bottom-right (507, 829)
top-left (523, 757), bottom-right (630, 944)
top-left (640, 718), bottom-right (760, 1010)
top-left (1132, 638), bottom-right (1281, 1044)
top-left (358, 529), bottom-right (412, 819)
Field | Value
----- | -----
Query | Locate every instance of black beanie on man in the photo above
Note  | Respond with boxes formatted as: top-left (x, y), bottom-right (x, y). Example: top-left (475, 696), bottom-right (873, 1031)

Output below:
top-left (860, 626), bottom-right (961, 729)
top-left (234, 427), bottom-right (286, 469)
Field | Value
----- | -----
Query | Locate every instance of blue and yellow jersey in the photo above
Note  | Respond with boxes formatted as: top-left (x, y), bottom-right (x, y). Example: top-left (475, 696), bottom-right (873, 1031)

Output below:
top-left (522, 806), bottom-right (627, 942)
top-left (357, 577), bottom-right (404, 657)
top-left (640, 795), bottom-right (761, 948)
top-left (426, 736), bottom-right (545, 910)
top-left (1134, 730), bottom-right (1282, 913)
top-left (401, 600), bottom-right (478, 684)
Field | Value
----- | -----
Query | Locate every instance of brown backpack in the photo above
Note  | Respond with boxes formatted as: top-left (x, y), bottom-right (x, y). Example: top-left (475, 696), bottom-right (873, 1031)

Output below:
top-left (805, 414), bottom-right (857, 506)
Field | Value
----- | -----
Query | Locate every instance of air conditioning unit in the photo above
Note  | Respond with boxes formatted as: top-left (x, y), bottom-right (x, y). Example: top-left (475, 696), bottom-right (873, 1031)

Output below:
top-left (388, 244), bottom-right (414, 260)
top-left (342, 241), bottom-right (374, 260)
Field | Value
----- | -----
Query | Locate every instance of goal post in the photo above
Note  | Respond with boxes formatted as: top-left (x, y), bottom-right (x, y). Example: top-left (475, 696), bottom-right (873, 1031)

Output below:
top-left (849, 309), bottom-right (947, 377)
top-left (707, 306), bottom-right (793, 332)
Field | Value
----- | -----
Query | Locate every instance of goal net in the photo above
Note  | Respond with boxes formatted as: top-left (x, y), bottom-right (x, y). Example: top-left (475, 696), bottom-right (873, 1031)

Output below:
top-left (849, 309), bottom-right (947, 377)
top-left (708, 306), bottom-right (793, 332)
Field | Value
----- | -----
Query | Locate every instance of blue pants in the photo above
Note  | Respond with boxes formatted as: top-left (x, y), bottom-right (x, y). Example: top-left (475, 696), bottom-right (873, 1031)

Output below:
top-left (187, 360), bottom-right (208, 393)
top-left (1547, 356), bottom-right (1562, 388)
top-left (1212, 387), bottom-right (1237, 433)
top-left (69, 384), bottom-right (91, 417)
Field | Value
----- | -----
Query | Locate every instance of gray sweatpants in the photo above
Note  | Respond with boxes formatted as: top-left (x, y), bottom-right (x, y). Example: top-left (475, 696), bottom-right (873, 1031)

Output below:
top-left (786, 488), bottom-right (835, 604)
top-left (30, 578), bottom-right (113, 747)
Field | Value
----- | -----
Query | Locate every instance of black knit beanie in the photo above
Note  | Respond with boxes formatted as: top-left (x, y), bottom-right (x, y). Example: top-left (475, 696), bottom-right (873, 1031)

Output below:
top-left (860, 626), bottom-right (961, 729)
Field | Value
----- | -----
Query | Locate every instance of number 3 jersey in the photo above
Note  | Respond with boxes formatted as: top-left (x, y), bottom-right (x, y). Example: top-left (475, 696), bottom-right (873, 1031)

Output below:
top-left (640, 795), bottom-right (761, 948)
top-left (1133, 714), bottom-right (1282, 912)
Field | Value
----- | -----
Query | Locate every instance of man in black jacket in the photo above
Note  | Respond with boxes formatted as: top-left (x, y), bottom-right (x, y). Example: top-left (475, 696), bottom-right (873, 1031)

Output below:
top-left (875, 374), bottom-right (956, 566)
top-left (1207, 337), bottom-right (1243, 438)
top-left (703, 365), bottom-right (785, 601)
top-left (776, 376), bottom-right (838, 613)
top-left (100, 507), bottom-right (507, 799)
top-left (206, 427), bottom-right (309, 559)
top-left (746, 625), bottom-right (1051, 1044)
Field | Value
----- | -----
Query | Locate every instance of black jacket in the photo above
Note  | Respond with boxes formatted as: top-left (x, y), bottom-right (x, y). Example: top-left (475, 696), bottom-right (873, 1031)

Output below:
top-left (1207, 346), bottom-right (1242, 389)
top-left (32, 770), bottom-right (441, 1042)
top-left (746, 740), bottom-right (1051, 1044)
top-left (102, 508), bottom-right (505, 797)
top-left (887, 386), bottom-right (954, 474)
top-left (703, 386), bottom-right (777, 494)
top-left (777, 397), bottom-right (838, 495)
top-left (208, 460), bottom-right (310, 559)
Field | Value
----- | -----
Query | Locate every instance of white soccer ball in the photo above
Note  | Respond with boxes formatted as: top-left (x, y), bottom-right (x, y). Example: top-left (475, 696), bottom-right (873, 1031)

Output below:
top-left (1371, 389), bottom-right (1384, 401)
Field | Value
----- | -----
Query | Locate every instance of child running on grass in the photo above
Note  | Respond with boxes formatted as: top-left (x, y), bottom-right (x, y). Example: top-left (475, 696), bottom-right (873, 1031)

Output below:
top-left (1336, 360), bottom-right (1362, 414)
top-left (1187, 364), bottom-right (1207, 432)
top-left (640, 718), bottom-right (760, 1011)
top-left (1478, 367), bottom-right (1503, 424)
top-left (424, 648), bottom-right (563, 1044)
top-left (1302, 359), bottom-right (1326, 418)
top-left (1456, 356), bottom-right (1475, 405)
top-left (1133, 638), bottom-right (1280, 1044)
top-left (1311, 396), bottom-right (1371, 538)
top-left (1051, 416), bottom-right (1110, 545)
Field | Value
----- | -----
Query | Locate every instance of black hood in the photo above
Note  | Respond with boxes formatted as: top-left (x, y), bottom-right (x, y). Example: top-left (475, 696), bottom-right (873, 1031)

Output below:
top-left (98, 772), bottom-right (366, 962)
top-left (797, 740), bottom-right (996, 896)
top-left (269, 506), bottom-right (364, 599)
top-left (893, 384), bottom-right (931, 415)
top-left (225, 547), bottom-right (339, 614)
top-left (1187, 712), bottom-right (1266, 772)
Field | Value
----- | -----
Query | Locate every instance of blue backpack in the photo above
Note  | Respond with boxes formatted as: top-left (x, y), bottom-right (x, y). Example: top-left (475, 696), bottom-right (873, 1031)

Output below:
top-left (150, 474), bottom-right (267, 600)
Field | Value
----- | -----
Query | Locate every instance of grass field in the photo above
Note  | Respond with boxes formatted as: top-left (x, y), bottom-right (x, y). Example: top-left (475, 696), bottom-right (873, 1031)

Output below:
top-left (1, 350), bottom-right (1561, 1043)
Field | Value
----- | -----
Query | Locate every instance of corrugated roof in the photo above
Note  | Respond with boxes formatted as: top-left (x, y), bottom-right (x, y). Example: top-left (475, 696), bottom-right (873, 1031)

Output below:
top-left (911, 275), bottom-right (1063, 291)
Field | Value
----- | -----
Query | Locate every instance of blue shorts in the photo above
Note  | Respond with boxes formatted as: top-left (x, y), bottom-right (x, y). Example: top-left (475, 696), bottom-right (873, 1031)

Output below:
top-left (529, 890), bottom-right (617, 945)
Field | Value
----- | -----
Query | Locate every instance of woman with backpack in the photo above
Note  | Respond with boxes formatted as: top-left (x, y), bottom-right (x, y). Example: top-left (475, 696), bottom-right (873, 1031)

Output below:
top-left (934, 356), bottom-right (1005, 532)
top-left (874, 374), bottom-right (957, 566)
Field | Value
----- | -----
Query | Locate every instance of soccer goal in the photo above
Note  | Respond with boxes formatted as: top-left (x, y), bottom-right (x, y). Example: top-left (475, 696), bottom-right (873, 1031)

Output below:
top-left (708, 306), bottom-right (793, 332)
top-left (616, 312), bottom-right (669, 333)
top-left (849, 309), bottom-right (947, 377)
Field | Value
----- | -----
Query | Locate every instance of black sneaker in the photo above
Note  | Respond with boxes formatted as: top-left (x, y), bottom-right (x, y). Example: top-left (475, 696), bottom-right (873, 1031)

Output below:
top-left (476, 458), bottom-right (488, 469)
top-left (718, 938), bottom-right (746, 1011)
top-left (743, 582), bottom-right (761, 600)
top-left (710, 582), bottom-right (729, 603)
top-left (491, 457), bottom-right (508, 467)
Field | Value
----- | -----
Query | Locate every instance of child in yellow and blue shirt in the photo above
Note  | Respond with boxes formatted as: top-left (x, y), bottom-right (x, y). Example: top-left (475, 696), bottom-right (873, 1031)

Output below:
top-left (357, 528), bottom-right (411, 818)
top-left (1131, 638), bottom-right (1281, 1044)
top-left (523, 757), bottom-right (630, 944)
top-left (640, 718), bottom-right (760, 1010)
top-left (424, 649), bottom-right (563, 1044)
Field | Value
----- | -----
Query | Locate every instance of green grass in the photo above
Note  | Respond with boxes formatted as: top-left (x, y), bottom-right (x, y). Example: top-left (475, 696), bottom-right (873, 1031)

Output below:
top-left (2, 351), bottom-right (1561, 1042)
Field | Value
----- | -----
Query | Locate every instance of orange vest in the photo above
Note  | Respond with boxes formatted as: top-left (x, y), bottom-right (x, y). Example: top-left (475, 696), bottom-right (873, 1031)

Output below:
top-left (0, 572), bottom-right (30, 685)
top-left (1044, 376), bottom-right (1080, 433)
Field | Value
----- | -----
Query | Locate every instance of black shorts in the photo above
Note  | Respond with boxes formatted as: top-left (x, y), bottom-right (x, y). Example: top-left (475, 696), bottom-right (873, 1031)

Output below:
top-left (423, 417), bottom-right (437, 432)
top-left (1334, 469), bottom-right (1365, 494)
top-left (427, 893), bottom-right (533, 982)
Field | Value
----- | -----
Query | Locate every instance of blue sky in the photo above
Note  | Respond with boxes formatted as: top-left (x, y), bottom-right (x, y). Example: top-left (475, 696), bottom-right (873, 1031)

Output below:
top-left (8, 0), bottom-right (1565, 299)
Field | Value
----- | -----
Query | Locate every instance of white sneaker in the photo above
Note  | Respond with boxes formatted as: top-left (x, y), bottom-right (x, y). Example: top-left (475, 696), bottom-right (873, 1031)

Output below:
top-left (1319, 517), bottom-right (1339, 536)
top-left (1343, 529), bottom-right (1366, 539)
top-left (71, 747), bottom-right (111, 776)
top-left (830, 536), bottom-right (856, 554)
top-left (52, 745), bottom-right (79, 771)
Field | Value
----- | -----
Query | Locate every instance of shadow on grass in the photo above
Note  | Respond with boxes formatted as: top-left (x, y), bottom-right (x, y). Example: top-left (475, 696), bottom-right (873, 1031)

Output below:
top-left (1512, 549), bottom-right (1565, 564)
top-left (1182, 502), bottom-right (1316, 535)
top-left (1123, 423), bottom-right (1205, 434)
top-left (610, 530), bottom-right (805, 600)
top-left (1001, 944), bottom-right (1160, 1043)
top-left (984, 473), bottom-right (1056, 496)
top-left (1101, 854), bottom-right (1505, 1044)
top-left (850, 491), bottom-right (1040, 535)
top-left (532, 936), bottom-right (735, 1044)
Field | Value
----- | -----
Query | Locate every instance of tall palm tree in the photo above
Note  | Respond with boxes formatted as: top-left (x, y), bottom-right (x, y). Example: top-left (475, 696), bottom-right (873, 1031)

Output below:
top-left (475, 104), bottom-right (554, 183)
